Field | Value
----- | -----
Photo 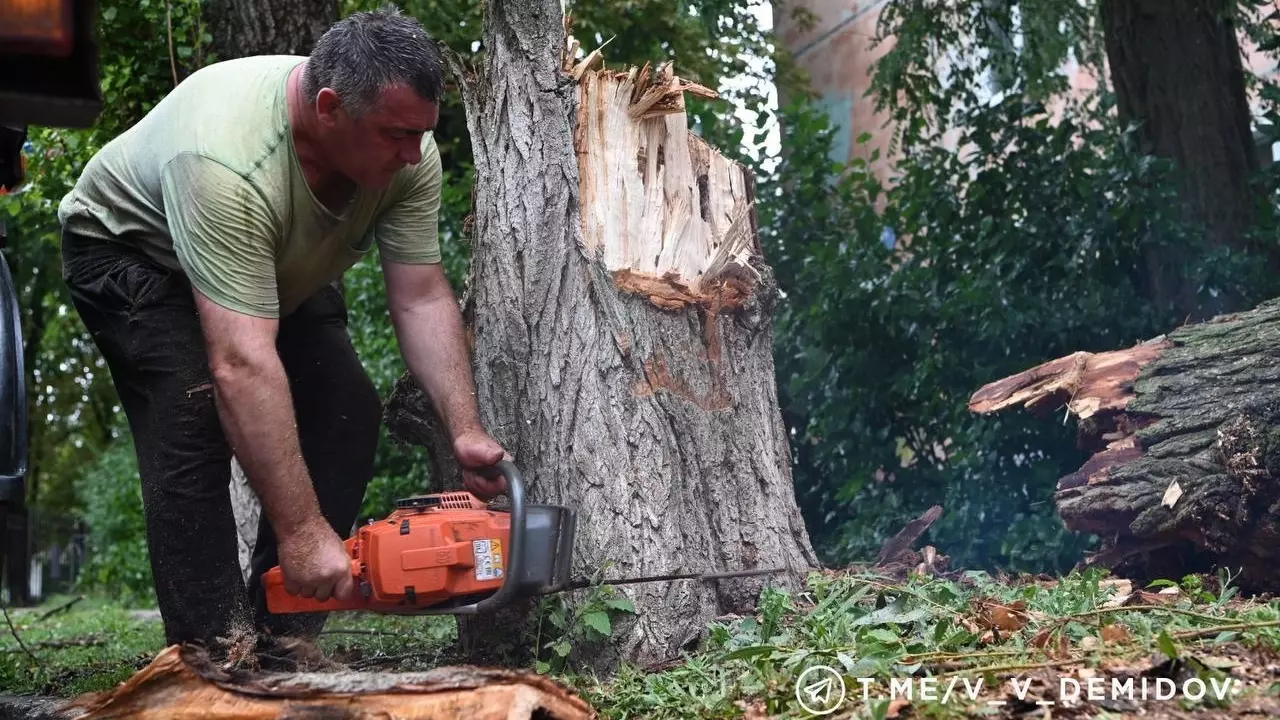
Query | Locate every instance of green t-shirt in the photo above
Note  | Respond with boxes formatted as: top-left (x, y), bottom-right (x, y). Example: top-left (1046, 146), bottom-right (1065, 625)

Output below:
top-left (57, 54), bottom-right (442, 318)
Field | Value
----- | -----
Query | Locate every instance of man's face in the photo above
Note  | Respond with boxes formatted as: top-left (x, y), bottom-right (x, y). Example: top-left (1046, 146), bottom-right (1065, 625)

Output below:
top-left (317, 83), bottom-right (439, 189)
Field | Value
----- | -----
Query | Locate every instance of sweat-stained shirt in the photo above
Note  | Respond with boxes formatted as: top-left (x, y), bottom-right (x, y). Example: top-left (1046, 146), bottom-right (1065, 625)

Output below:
top-left (57, 54), bottom-right (443, 319)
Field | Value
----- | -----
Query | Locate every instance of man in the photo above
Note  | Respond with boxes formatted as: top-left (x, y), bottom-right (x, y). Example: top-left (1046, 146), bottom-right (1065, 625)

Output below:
top-left (56, 8), bottom-right (506, 662)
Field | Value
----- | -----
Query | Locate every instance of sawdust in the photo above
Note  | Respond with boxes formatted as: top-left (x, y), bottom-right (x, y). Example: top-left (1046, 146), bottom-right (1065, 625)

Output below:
top-left (254, 636), bottom-right (348, 673)
top-left (214, 625), bottom-right (259, 673)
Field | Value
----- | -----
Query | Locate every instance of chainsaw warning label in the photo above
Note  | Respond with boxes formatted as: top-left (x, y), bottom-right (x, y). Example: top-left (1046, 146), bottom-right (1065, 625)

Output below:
top-left (473, 539), bottom-right (504, 581)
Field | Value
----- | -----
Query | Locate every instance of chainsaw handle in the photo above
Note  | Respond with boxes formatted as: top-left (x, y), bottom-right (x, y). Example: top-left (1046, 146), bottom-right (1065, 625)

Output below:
top-left (452, 458), bottom-right (526, 615)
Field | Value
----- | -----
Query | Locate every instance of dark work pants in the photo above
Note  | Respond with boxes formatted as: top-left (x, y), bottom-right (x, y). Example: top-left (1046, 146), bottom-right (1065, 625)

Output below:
top-left (60, 230), bottom-right (382, 649)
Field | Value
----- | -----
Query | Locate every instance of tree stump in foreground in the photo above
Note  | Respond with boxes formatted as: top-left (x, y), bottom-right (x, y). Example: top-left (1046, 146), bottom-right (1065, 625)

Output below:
top-left (384, 0), bottom-right (819, 671)
top-left (969, 298), bottom-right (1280, 589)
top-left (54, 645), bottom-right (592, 719)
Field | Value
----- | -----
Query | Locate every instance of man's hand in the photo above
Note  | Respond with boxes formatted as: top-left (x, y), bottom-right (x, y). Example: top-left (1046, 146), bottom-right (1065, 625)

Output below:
top-left (455, 429), bottom-right (508, 500)
top-left (276, 519), bottom-right (356, 603)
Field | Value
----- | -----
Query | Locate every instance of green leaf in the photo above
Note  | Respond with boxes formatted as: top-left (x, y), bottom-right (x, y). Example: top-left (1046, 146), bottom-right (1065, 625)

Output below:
top-left (852, 597), bottom-right (932, 627)
top-left (1213, 631), bottom-right (1239, 644)
top-left (582, 611), bottom-right (611, 637)
top-left (1157, 630), bottom-right (1178, 659)
top-left (552, 641), bottom-right (572, 658)
top-left (605, 597), bottom-right (636, 614)
top-left (866, 628), bottom-right (900, 645)
top-left (720, 645), bottom-right (776, 661)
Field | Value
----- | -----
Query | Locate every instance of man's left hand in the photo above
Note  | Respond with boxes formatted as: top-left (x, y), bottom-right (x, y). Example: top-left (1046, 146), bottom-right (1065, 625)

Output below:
top-left (455, 429), bottom-right (509, 500)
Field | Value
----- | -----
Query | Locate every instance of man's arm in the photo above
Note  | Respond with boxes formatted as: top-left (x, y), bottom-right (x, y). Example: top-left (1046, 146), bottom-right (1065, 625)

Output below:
top-left (193, 292), bottom-right (355, 599)
top-left (381, 259), bottom-right (506, 495)
top-left (193, 291), bottom-right (355, 602)
top-left (382, 260), bottom-right (482, 436)
top-left (161, 153), bottom-right (353, 602)
top-left (193, 293), bottom-right (316, 537)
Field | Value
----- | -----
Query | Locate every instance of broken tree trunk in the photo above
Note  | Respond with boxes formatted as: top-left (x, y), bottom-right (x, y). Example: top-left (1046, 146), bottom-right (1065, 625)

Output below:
top-left (969, 298), bottom-right (1280, 590)
top-left (57, 645), bottom-right (592, 720)
top-left (383, 0), bottom-right (819, 670)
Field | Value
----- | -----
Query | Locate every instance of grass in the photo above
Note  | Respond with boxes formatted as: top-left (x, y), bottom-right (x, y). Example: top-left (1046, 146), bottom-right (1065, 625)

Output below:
top-left (0, 594), bottom-right (458, 696)
top-left (4, 567), bottom-right (1280, 718)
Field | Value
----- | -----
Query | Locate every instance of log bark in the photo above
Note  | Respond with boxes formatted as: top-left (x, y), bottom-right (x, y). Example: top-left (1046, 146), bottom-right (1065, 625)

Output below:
top-left (1100, 0), bottom-right (1264, 318)
top-left (969, 298), bottom-right (1280, 590)
top-left (384, 0), bottom-right (819, 670)
top-left (56, 645), bottom-right (592, 719)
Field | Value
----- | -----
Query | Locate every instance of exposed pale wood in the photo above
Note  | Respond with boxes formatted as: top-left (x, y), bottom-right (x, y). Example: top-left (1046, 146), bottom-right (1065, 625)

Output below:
top-left (969, 337), bottom-right (1172, 419)
top-left (60, 645), bottom-right (593, 720)
top-left (575, 59), bottom-right (752, 300)
top-left (229, 460), bottom-right (258, 583)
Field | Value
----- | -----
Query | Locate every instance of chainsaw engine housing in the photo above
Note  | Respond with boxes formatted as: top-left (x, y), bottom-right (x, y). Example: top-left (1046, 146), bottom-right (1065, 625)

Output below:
top-left (263, 484), bottom-right (576, 615)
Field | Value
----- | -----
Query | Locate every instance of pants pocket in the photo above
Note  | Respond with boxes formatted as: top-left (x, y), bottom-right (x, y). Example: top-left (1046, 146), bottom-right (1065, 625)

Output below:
top-left (62, 233), bottom-right (178, 314)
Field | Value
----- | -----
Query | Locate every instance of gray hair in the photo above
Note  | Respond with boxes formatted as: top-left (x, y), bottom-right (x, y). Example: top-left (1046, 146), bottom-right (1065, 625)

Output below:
top-left (302, 6), bottom-right (446, 117)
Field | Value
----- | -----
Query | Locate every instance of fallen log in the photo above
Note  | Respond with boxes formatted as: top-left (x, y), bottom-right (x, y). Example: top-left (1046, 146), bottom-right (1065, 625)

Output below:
top-left (969, 298), bottom-right (1280, 590)
top-left (54, 645), bottom-right (594, 719)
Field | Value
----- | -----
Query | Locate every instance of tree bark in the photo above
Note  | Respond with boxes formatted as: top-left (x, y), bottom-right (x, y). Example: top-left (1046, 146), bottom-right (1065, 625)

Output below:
top-left (1100, 0), bottom-right (1264, 319)
top-left (383, 0), bottom-right (819, 671)
top-left (200, 0), bottom-right (340, 582)
top-left (203, 0), bottom-right (338, 61)
top-left (969, 298), bottom-right (1280, 591)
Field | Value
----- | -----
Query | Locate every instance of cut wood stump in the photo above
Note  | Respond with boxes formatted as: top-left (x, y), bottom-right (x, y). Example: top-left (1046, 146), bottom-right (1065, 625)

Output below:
top-left (53, 645), bottom-right (594, 719)
top-left (969, 298), bottom-right (1280, 590)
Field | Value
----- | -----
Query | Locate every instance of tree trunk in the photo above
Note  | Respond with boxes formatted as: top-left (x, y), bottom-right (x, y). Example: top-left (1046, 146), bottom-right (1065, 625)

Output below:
top-left (1100, 0), bottom-right (1264, 319)
top-left (200, 0), bottom-right (339, 582)
top-left (969, 298), bottom-right (1280, 591)
top-left (203, 0), bottom-right (337, 61)
top-left (383, 0), bottom-right (819, 671)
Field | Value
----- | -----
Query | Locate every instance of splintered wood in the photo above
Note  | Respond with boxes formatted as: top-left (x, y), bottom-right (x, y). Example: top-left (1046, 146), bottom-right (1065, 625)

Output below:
top-left (566, 36), bottom-right (758, 310)
top-left (59, 645), bottom-right (594, 720)
top-left (968, 338), bottom-right (1172, 419)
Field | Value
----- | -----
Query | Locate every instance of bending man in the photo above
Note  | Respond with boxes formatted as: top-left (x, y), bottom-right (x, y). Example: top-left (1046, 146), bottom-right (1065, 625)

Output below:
top-left (57, 8), bottom-right (504, 661)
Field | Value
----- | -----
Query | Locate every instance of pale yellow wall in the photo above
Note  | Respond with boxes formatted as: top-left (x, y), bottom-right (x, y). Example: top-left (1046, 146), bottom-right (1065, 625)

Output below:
top-left (772, 0), bottom-right (897, 189)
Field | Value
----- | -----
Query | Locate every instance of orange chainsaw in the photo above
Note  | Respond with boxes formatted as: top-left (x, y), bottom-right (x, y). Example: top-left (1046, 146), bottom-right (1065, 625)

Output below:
top-left (263, 461), bottom-right (785, 615)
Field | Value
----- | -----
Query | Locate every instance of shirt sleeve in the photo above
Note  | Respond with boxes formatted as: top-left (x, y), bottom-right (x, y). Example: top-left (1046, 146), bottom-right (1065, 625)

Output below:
top-left (161, 153), bottom-right (281, 318)
top-left (373, 135), bottom-right (443, 264)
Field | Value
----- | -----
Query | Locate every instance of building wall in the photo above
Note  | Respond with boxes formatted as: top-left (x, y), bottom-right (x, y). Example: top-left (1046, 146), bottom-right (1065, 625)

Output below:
top-left (773, 1), bottom-right (1280, 184)
top-left (772, 0), bottom-right (896, 188)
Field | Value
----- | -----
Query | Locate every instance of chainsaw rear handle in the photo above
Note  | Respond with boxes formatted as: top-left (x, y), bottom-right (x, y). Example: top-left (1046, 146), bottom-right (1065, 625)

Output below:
top-left (442, 458), bottom-right (526, 615)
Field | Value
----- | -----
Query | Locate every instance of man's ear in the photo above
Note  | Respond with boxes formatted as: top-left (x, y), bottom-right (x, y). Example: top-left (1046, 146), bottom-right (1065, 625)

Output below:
top-left (316, 88), bottom-right (343, 128)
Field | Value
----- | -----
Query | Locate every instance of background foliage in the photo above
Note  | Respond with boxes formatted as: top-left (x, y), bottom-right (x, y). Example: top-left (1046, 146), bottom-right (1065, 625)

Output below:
top-left (8, 0), bottom-right (1280, 606)
top-left (766, 0), bottom-right (1280, 571)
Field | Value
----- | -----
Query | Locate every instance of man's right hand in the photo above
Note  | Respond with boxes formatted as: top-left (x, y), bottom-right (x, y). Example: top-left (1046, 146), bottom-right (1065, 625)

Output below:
top-left (276, 519), bottom-right (355, 603)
